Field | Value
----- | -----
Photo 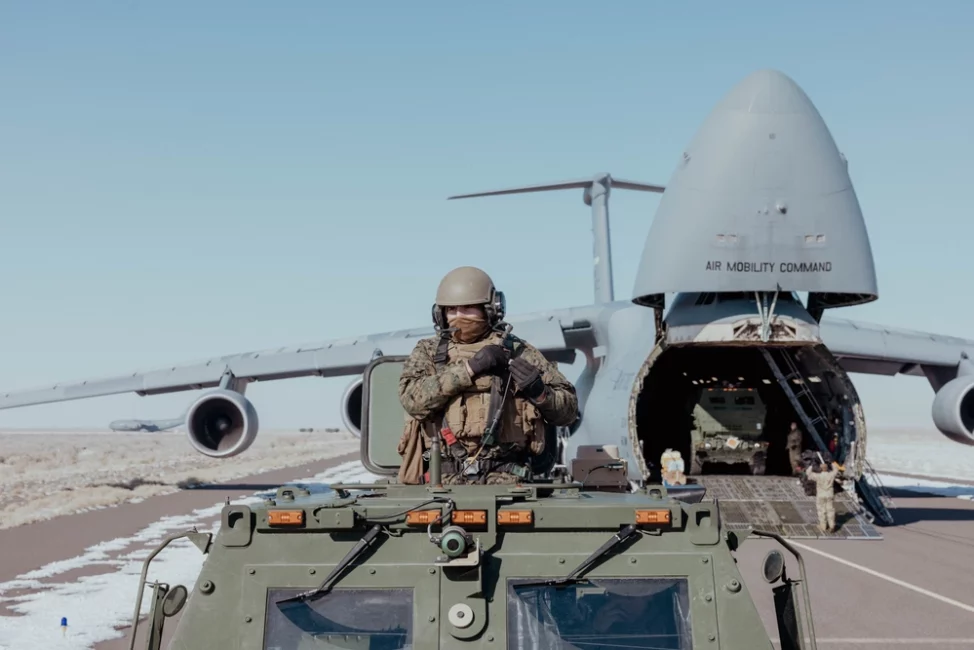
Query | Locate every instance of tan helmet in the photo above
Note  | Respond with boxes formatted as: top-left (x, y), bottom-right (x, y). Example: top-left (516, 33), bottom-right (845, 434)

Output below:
top-left (431, 266), bottom-right (505, 329)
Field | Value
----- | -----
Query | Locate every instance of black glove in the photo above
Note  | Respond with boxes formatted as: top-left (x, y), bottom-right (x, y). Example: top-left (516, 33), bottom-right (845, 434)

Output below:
top-left (467, 345), bottom-right (510, 377)
top-left (510, 357), bottom-right (545, 400)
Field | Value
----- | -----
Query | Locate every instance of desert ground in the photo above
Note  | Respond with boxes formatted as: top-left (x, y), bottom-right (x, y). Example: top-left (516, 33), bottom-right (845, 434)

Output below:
top-left (0, 428), bottom-right (360, 529)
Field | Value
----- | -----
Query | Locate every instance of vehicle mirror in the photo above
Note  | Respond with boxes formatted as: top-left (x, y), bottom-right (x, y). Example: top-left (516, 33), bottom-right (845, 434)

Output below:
top-left (762, 550), bottom-right (785, 584)
top-left (163, 585), bottom-right (188, 617)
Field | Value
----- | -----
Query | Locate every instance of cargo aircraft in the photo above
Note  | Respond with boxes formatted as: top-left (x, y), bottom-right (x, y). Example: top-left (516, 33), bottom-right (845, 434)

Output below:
top-left (108, 417), bottom-right (183, 433)
top-left (3, 69), bottom-right (972, 536)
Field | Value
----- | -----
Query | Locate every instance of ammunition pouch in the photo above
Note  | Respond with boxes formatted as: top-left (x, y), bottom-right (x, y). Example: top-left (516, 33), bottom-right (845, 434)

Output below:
top-left (422, 452), bottom-right (532, 483)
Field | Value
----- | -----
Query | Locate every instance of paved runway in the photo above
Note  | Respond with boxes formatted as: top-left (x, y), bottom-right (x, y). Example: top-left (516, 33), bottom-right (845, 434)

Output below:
top-left (737, 489), bottom-right (974, 648)
top-left (2, 457), bottom-right (972, 649)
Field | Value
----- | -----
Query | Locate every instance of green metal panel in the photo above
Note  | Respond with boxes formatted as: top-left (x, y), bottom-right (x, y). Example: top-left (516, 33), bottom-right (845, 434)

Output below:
top-left (360, 356), bottom-right (408, 475)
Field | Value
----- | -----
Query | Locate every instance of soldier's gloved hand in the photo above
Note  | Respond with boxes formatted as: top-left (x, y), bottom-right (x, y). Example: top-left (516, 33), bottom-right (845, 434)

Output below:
top-left (467, 345), bottom-right (510, 377)
top-left (510, 357), bottom-right (545, 400)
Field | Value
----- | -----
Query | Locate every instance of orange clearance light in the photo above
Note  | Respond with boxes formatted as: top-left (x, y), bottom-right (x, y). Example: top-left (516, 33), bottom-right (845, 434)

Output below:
top-left (497, 510), bottom-right (533, 525)
top-left (635, 509), bottom-right (671, 525)
top-left (452, 510), bottom-right (488, 525)
top-left (268, 510), bottom-right (304, 526)
top-left (406, 510), bottom-right (443, 526)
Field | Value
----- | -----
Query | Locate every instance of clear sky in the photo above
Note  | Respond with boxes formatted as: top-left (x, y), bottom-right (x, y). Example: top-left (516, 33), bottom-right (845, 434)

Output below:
top-left (2, 1), bottom-right (972, 434)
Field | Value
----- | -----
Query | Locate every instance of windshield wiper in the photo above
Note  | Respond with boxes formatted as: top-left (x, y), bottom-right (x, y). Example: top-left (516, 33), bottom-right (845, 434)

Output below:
top-left (519, 524), bottom-right (640, 588)
top-left (276, 524), bottom-right (384, 606)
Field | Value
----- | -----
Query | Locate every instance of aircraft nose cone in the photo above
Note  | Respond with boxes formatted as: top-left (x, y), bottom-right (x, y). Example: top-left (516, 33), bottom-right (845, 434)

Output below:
top-left (718, 69), bottom-right (817, 116)
top-left (631, 68), bottom-right (878, 307)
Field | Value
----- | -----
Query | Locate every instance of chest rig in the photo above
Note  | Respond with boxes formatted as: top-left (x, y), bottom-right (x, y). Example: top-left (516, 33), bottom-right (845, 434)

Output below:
top-left (431, 328), bottom-right (520, 454)
top-left (418, 327), bottom-right (546, 484)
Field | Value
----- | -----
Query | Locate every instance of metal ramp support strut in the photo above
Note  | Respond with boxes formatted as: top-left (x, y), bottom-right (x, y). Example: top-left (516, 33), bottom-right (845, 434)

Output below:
top-left (759, 348), bottom-right (830, 456)
top-left (759, 348), bottom-right (894, 526)
top-left (856, 458), bottom-right (895, 526)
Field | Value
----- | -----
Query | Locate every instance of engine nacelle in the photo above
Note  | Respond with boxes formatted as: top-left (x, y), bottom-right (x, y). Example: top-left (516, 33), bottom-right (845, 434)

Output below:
top-left (185, 389), bottom-right (259, 458)
top-left (341, 377), bottom-right (363, 439)
top-left (931, 375), bottom-right (974, 446)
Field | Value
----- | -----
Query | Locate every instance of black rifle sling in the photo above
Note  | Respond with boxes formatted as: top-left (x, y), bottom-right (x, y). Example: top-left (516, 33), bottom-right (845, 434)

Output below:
top-left (483, 333), bottom-right (524, 447)
top-left (431, 330), bottom-right (524, 450)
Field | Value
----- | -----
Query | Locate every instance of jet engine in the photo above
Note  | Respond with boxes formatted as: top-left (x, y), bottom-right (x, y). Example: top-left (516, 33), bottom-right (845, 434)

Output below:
top-left (185, 389), bottom-right (259, 457)
top-left (931, 375), bottom-right (974, 445)
top-left (341, 377), bottom-right (363, 439)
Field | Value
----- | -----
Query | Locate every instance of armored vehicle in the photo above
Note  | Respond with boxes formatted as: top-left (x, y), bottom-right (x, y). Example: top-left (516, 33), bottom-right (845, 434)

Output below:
top-left (127, 357), bottom-right (818, 649)
top-left (689, 388), bottom-right (769, 475)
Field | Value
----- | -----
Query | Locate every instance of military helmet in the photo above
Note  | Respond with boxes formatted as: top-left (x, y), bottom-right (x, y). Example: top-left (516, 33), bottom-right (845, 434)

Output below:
top-left (431, 266), bottom-right (505, 329)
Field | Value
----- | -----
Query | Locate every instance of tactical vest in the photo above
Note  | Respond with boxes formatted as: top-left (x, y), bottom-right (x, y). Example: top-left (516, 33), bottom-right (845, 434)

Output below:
top-left (430, 330), bottom-right (545, 457)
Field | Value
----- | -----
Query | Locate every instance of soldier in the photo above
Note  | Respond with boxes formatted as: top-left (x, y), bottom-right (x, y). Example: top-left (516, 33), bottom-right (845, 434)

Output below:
top-left (807, 460), bottom-right (843, 533)
top-left (786, 421), bottom-right (803, 475)
top-left (396, 266), bottom-right (579, 485)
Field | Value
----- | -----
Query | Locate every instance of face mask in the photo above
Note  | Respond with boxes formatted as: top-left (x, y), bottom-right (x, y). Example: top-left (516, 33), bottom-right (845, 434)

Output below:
top-left (449, 316), bottom-right (488, 343)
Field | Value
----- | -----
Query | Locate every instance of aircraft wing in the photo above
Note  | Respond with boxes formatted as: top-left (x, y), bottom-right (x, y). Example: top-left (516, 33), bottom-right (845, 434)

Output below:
top-left (820, 316), bottom-right (974, 378)
top-left (0, 306), bottom-right (604, 411)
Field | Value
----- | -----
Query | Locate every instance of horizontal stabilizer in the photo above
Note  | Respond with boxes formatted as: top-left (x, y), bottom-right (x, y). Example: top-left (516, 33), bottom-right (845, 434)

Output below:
top-left (448, 176), bottom-right (664, 200)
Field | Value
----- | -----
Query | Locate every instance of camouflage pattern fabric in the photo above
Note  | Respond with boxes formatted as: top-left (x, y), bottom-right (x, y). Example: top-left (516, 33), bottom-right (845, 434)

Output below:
top-left (396, 327), bottom-right (578, 484)
top-left (398, 331), bottom-right (578, 428)
top-left (441, 471), bottom-right (523, 485)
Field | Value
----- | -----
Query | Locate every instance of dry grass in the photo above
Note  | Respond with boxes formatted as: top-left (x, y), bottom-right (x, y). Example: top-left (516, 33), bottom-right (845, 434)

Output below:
top-left (0, 428), bottom-right (358, 529)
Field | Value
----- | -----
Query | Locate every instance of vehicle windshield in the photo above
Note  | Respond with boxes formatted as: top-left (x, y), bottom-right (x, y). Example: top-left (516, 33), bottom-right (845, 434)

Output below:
top-left (266, 588), bottom-right (413, 649)
top-left (507, 577), bottom-right (692, 649)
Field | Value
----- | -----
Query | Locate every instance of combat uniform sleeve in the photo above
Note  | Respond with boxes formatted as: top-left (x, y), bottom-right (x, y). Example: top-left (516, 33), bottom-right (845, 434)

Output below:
top-left (398, 338), bottom-right (474, 420)
top-left (517, 343), bottom-right (579, 427)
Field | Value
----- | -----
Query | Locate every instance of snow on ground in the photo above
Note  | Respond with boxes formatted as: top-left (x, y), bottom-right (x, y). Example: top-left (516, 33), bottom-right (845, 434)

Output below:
top-left (0, 459), bottom-right (377, 650)
top-left (0, 429), bottom-right (359, 529)
top-left (873, 473), bottom-right (974, 500)
top-left (0, 426), bottom-right (971, 649)
top-left (865, 427), bottom-right (974, 484)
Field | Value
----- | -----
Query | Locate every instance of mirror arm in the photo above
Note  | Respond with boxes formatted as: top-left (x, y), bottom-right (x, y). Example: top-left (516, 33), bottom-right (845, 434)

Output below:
top-left (750, 529), bottom-right (818, 650)
top-left (128, 529), bottom-right (201, 650)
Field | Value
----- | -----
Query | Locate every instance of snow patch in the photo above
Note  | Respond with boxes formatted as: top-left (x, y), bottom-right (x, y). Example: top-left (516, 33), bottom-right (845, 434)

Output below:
top-left (873, 473), bottom-right (974, 500)
top-left (0, 460), bottom-right (376, 650)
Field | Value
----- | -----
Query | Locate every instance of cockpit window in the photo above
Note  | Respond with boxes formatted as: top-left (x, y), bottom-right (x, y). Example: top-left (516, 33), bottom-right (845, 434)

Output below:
top-left (265, 588), bottom-right (413, 649)
top-left (507, 577), bottom-right (692, 649)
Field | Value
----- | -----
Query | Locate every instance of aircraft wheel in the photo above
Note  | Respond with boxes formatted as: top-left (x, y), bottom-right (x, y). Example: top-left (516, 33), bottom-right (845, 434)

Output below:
top-left (749, 452), bottom-right (767, 476)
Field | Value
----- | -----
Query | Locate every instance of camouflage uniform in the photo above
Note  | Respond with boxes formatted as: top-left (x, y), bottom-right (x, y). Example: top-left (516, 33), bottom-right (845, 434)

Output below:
top-left (808, 464), bottom-right (839, 532)
top-left (397, 329), bottom-right (578, 485)
top-left (786, 425), bottom-right (803, 475)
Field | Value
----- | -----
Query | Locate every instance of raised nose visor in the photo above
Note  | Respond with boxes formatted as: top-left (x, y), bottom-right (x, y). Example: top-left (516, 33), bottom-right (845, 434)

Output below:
top-left (632, 69), bottom-right (878, 312)
top-left (663, 292), bottom-right (821, 346)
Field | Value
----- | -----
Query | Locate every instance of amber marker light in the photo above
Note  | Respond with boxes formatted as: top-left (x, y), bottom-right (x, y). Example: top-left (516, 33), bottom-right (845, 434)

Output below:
top-left (451, 510), bottom-right (488, 525)
top-left (635, 509), bottom-right (671, 525)
top-left (497, 510), bottom-right (533, 525)
top-left (406, 510), bottom-right (443, 526)
top-left (267, 510), bottom-right (304, 526)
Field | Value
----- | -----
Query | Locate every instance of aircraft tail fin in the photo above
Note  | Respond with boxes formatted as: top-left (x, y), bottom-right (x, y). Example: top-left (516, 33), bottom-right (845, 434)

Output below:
top-left (448, 174), bottom-right (665, 304)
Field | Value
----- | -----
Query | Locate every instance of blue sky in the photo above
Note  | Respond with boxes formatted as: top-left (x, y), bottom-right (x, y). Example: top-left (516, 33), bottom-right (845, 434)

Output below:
top-left (1, 1), bottom-right (972, 433)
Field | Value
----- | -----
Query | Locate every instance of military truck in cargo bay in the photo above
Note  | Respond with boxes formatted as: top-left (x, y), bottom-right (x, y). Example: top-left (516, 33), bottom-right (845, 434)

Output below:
top-left (689, 387), bottom-right (770, 476)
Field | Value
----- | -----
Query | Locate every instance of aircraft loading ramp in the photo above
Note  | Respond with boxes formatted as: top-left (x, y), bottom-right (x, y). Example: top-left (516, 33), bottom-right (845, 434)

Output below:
top-left (693, 476), bottom-right (884, 540)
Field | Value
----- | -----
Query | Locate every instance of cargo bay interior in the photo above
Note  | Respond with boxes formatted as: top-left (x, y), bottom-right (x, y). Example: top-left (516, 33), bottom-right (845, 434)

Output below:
top-left (633, 343), bottom-right (856, 481)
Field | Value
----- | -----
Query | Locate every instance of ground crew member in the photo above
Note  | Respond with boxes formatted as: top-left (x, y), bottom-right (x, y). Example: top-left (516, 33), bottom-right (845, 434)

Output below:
top-left (807, 460), bottom-right (843, 533)
top-left (786, 421), bottom-right (803, 475)
top-left (396, 266), bottom-right (578, 485)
